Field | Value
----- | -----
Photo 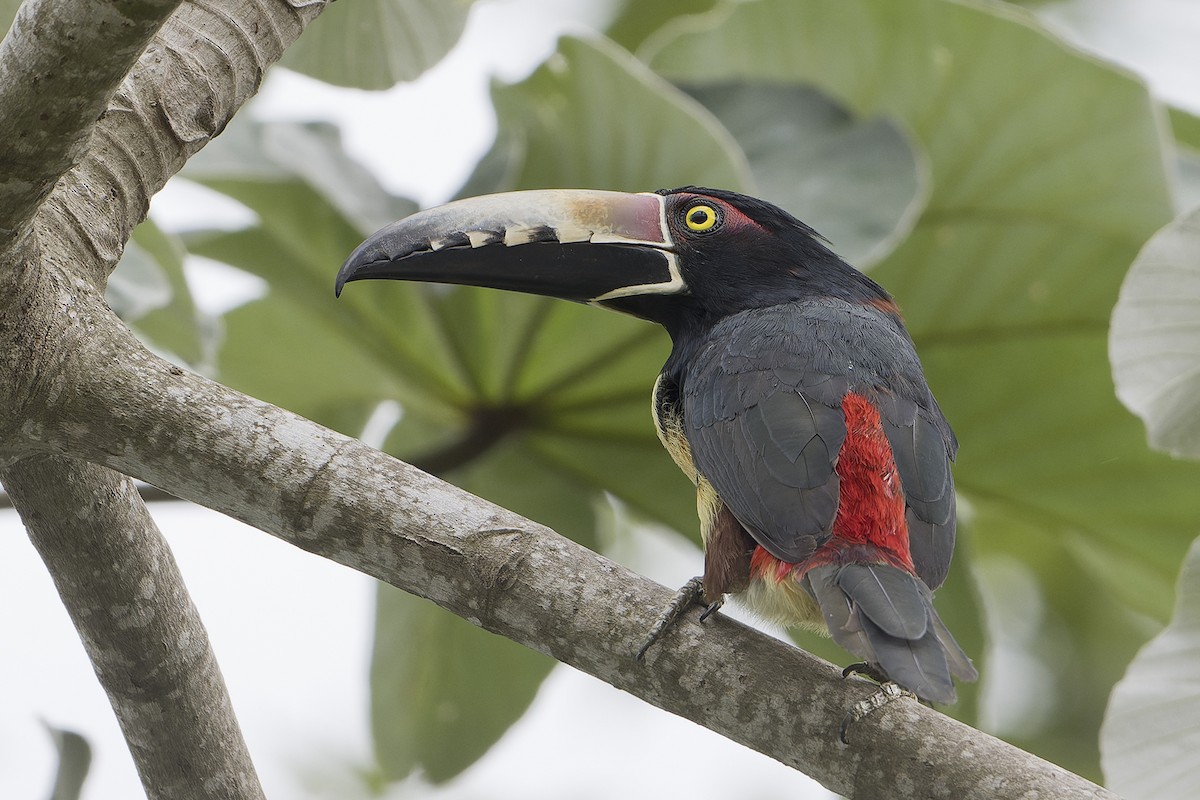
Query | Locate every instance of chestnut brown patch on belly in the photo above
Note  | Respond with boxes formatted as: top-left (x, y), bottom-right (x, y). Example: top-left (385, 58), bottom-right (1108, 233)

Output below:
top-left (703, 502), bottom-right (757, 601)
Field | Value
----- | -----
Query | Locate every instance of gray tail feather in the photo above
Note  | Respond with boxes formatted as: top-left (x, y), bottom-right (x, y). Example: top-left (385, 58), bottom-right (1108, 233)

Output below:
top-left (804, 562), bottom-right (977, 704)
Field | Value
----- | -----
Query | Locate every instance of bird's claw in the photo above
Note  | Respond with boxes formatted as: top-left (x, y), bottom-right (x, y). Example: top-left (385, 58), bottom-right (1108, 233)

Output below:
top-left (636, 576), bottom-right (719, 660)
top-left (839, 680), bottom-right (915, 744)
top-left (842, 662), bottom-right (887, 683)
top-left (699, 597), bottom-right (724, 622)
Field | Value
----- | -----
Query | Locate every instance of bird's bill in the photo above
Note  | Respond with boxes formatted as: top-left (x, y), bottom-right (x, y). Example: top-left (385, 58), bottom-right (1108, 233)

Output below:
top-left (335, 190), bottom-right (685, 302)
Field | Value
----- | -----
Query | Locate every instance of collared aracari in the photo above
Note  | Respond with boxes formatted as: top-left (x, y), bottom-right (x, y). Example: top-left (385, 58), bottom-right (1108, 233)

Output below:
top-left (336, 187), bottom-right (977, 704)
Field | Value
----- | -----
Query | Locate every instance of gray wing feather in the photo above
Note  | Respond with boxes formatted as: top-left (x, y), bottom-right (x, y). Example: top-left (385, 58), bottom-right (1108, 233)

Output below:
top-left (680, 301), bottom-right (957, 575)
top-left (880, 399), bottom-right (957, 589)
top-left (689, 391), bottom-right (844, 562)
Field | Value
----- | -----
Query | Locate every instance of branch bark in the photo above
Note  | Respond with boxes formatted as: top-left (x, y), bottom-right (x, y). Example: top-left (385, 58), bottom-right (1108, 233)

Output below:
top-left (0, 1), bottom-right (325, 796)
top-left (20, 293), bottom-right (1116, 800)
top-left (0, 0), bottom-right (179, 248)
top-left (1, 455), bottom-right (263, 799)
top-left (0, 0), bottom-right (1123, 797)
top-left (37, 0), bottom-right (325, 287)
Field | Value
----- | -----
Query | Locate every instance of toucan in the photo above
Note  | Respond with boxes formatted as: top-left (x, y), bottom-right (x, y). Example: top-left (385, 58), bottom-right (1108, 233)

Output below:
top-left (336, 187), bottom-right (977, 704)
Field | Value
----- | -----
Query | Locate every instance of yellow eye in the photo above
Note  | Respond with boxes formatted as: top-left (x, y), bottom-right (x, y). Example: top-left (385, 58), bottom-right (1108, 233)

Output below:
top-left (683, 203), bottom-right (721, 233)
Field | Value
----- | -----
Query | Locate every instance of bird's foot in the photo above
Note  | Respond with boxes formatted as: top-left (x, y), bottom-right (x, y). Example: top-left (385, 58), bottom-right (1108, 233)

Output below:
top-left (839, 676), bottom-right (916, 744)
top-left (636, 576), bottom-right (721, 661)
top-left (842, 662), bottom-right (889, 684)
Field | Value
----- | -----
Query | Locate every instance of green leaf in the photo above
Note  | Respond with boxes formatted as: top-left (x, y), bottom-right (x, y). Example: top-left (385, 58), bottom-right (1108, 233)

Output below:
top-left (184, 120), bottom-right (465, 419)
top-left (1111, 207), bottom-right (1200, 457)
top-left (604, 0), bottom-right (720, 55)
top-left (195, 221), bottom-right (479, 414)
top-left (217, 290), bottom-right (412, 426)
top-left (450, 127), bottom-right (525, 201)
top-left (0, 1), bottom-right (20, 36)
top-left (449, 438), bottom-right (602, 550)
top-left (107, 240), bottom-right (171, 320)
top-left (525, 432), bottom-right (698, 544)
top-left (648, 0), bottom-right (1188, 776)
top-left (680, 83), bottom-right (927, 267)
top-left (458, 36), bottom-right (752, 194)
top-left (970, 496), bottom-right (1161, 771)
top-left (282, 0), bottom-right (472, 90)
top-left (112, 219), bottom-right (213, 367)
top-left (185, 120), bottom-right (417, 235)
top-left (648, 0), bottom-right (1171, 246)
top-left (371, 584), bottom-right (552, 783)
top-left (1169, 107), bottom-right (1200, 152)
top-left (1101, 536), bottom-right (1200, 800)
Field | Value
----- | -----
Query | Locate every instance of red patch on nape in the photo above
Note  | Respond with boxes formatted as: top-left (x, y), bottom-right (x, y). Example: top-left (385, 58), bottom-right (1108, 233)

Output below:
top-left (811, 392), bottom-right (914, 573)
top-left (867, 296), bottom-right (902, 317)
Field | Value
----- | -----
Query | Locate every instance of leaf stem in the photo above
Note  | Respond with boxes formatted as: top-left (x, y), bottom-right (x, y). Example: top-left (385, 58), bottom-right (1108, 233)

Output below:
top-left (408, 405), bottom-right (531, 477)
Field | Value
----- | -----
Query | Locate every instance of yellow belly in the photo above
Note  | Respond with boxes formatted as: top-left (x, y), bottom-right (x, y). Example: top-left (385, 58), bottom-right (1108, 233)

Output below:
top-left (743, 573), bottom-right (827, 632)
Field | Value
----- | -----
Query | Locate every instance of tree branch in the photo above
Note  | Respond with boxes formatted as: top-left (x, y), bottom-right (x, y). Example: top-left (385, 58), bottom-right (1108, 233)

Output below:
top-left (0, 1), bottom-right (329, 794)
top-left (0, 482), bottom-right (185, 510)
top-left (0, 0), bottom-right (181, 251)
top-left (26, 301), bottom-right (1117, 800)
top-left (0, 454), bottom-right (263, 799)
top-left (36, 0), bottom-right (326, 287)
top-left (0, 0), bottom-right (1122, 796)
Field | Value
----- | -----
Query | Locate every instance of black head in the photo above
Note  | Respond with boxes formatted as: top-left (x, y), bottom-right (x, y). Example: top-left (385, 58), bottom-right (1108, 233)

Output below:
top-left (604, 186), bottom-right (897, 338)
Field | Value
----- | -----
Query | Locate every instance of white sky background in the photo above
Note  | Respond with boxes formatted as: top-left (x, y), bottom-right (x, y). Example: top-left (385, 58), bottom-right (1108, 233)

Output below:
top-left (2, 0), bottom-right (1199, 798)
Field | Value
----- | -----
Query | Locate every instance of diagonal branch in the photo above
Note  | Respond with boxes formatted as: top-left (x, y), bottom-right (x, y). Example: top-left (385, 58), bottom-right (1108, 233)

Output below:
top-left (28, 302), bottom-right (1118, 800)
top-left (0, 1), bottom-right (329, 795)
top-left (33, 0), bottom-right (326, 287)
top-left (0, 455), bottom-right (263, 799)
top-left (0, 0), bottom-right (1122, 796)
top-left (0, 0), bottom-right (181, 252)
top-left (0, 481), bottom-right (184, 510)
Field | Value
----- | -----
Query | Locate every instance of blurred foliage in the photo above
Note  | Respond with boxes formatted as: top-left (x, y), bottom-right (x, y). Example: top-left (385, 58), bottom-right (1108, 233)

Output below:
top-left (44, 725), bottom-right (91, 800)
top-left (115, 0), bottom-right (1200, 792)
top-left (282, 0), bottom-right (473, 90)
top-left (370, 583), bottom-right (552, 783)
top-left (0, 0), bottom-right (18, 36)
top-left (1110, 207), bottom-right (1200, 457)
top-left (109, 219), bottom-right (216, 370)
top-left (1170, 108), bottom-right (1200, 151)
top-left (604, 0), bottom-right (720, 54)
top-left (679, 83), bottom-right (928, 267)
top-left (1101, 535), bottom-right (1200, 800)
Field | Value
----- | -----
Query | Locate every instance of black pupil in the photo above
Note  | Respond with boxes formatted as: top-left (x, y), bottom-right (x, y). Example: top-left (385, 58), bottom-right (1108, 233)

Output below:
top-left (690, 209), bottom-right (708, 225)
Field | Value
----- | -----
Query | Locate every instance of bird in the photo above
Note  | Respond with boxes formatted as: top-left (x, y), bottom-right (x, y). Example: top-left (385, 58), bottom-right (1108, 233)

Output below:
top-left (336, 186), bottom-right (977, 705)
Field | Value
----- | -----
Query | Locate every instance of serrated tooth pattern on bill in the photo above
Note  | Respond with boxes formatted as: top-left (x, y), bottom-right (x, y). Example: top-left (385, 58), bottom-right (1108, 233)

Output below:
top-left (555, 221), bottom-right (592, 244)
top-left (466, 230), bottom-right (501, 248)
top-left (504, 225), bottom-right (541, 246)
